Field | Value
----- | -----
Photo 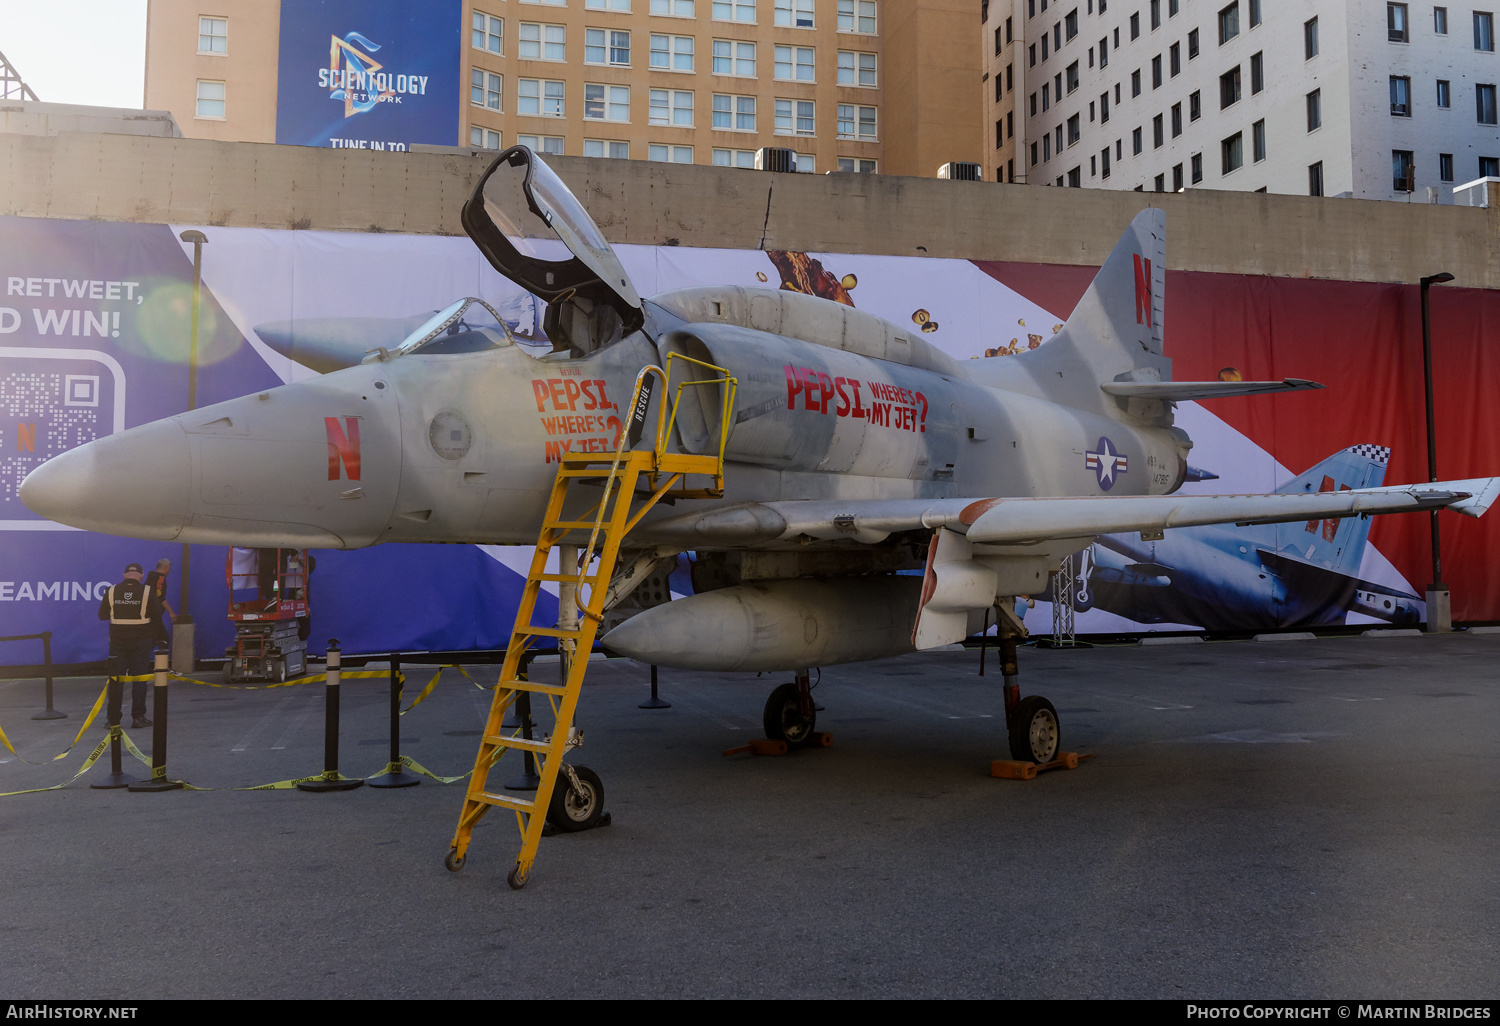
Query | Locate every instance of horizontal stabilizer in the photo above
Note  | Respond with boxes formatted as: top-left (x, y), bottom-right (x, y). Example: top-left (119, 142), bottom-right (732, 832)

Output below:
top-left (1100, 378), bottom-right (1324, 401)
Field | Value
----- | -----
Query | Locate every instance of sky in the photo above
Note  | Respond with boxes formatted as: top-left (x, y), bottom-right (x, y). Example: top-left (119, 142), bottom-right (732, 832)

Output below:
top-left (2, 1), bottom-right (148, 108)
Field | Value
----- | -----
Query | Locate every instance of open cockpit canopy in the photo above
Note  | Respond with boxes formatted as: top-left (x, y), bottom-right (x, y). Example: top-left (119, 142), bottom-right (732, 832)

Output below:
top-left (395, 297), bottom-right (515, 356)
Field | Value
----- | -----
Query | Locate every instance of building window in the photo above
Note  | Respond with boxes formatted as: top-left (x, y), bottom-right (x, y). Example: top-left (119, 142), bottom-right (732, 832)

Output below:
top-left (1043, 34), bottom-right (1049, 60)
top-left (1101, 146), bottom-right (1111, 178)
top-left (1152, 55), bottom-right (1162, 88)
top-left (774, 45), bottom-right (816, 80)
top-left (1304, 18), bottom-right (1318, 59)
top-left (1218, 2), bottom-right (1239, 45)
top-left (713, 0), bottom-right (757, 23)
top-left (470, 127), bottom-right (502, 149)
top-left (1043, 83), bottom-right (1050, 111)
top-left (1169, 0), bottom-right (1179, 15)
top-left (1479, 83), bottom-right (1498, 124)
top-left (1130, 12), bottom-right (1140, 39)
top-left (1252, 118), bottom-right (1265, 161)
top-left (195, 79), bottom-right (225, 118)
top-left (1170, 101), bottom-right (1181, 136)
top-left (651, 34), bottom-right (695, 71)
top-left (1169, 42), bottom-right (1180, 76)
top-left (1030, 141), bottom-right (1038, 166)
top-left (1189, 89), bottom-right (1200, 120)
top-left (585, 28), bottom-right (632, 66)
top-left (1100, 36), bottom-right (1109, 67)
top-left (584, 139), bottom-right (631, 158)
top-left (1152, 113), bottom-right (1163, 147)
top-left (1068, 112), bottom-right (1081, 144)
top-left (775, 97), bottom-right (816, 135)
top-left (1393, 150), bottom-right (1415, 191)
top-left (1440, 152), bottom-right (1454, 181)
top-left (1066, 8), bottom-right (1079, 39)
top-left (1172, 163), bottom-right (1183, 190)
top-left (198, 16), bottom-right (227, 54)
top-left (1150, 0), bottom-right (1161, 30)
top-left (1220, 66), bottom-right (1240, 108)
top-left (837, 103), bottom-right (877, 139)
top-left (838, 157), bottom-right (878, 172)
top-left (1309, 161), bottom-right (1323, 196)
top-left (712, 39), bottom-right (756, 76)
top-left (651, 0), bottom-right (697, 16)
top-left (649, 88), bottom-right (695, 125)
top-left (1132, 126), bottom-right (1142, 154)
top-left (1481, 156), bottom-right (1500, 177)
top-left (585, 0), bottom-right (632, 9)
top-left (1131, 69), bottom-right (1141, 97)
top-left (1191, 151), bottom-right (1203, 183)
top-left (1069, 166), bottom-right (1082, 187)
top-left (795, 153), bottom-right (816, 173)
top-left (519, 78), bottom-right (566, 117)
top-left (775, 0), bottom-right (815, 28)
top-left (1030, 43), bottom-right (1037, 67)
top-left (713, 147), bottom-right (757, 167)
top-left (473, 11), bottom-right (503, 53)
top-left (1067, 61), bottom-right (1080, 93)
top-left (1389, 3), bottom-right (1409, 42)
top-left (1188, 27), bottom-right (1199, 59)
top-left (472, 69), bottom-right (503, 110)
top-left (838, 50), bottom-right (877, 87)
top-left (1438, 79), bottom-right (1451, 108)
top-left (1250, 51), bottom-right (1263, 93)
top-left (1154, 173), bottom-right (1165, 192)
top-left (650, 144), bottom-right (695, 163)
top-left (834, 0), bottom-right (876, 32)
top-left (1043, 134), bottom-right (1051, 161)
top-left (518, 135), bottom-right (564, 155)
top-left (585, 83), bottom-right (631, 120)
top-left (1222, 132), bottom-right (1243, 174)
top-left (713, 92), bottom-right (756, 130)
top-left (1101, 91), bottom-right (1110, 122)
top-left (1391, 76), bottom-right (1411, 116)
top-left (1306, 89), bottom-right (1321, 130)
top-left (519, 23), bottom-right (567, 61)
top-left (1477, 12), bottom-right (1496, 51)
top-left (1435, 6), bottom-right (1449, 33)
top-left (1030, 91), bottom-right (1037, 116)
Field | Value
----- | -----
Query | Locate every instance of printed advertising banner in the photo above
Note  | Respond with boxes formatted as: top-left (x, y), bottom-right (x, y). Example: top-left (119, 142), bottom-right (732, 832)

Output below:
top-left (3, 210), bottom-right (1498, 667)
top-left (275, 0), bottom-right (461, 150)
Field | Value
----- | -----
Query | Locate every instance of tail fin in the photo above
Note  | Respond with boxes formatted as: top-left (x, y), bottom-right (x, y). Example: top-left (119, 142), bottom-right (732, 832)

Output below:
top-left (1005, 208), bottom-right (1172, 415)
top-left (1273, 445), bottom-right (1391, 575)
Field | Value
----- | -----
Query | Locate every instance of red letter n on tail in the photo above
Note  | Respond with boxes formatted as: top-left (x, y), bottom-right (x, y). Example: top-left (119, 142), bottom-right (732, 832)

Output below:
top-left (1133, 253), bottom-right (1153, 328)
top-left (326, 417), bottom-right (361, 481)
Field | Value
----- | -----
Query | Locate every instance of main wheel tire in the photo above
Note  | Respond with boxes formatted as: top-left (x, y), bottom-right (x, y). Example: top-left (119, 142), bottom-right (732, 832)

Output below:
top-left (1009, 695), bottom-right (1061, 764)
top-left (763, 682), bottom-right (816, 747)
top-left (546, 766), bottom-right (604, 832)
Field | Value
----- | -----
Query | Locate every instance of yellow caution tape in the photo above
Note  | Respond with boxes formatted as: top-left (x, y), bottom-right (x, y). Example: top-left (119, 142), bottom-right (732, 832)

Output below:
top-left (0, 735), bottom-right (113, 796)
top-left (237, 771), bottom-right (365, 791)
top-left (167, 668), bottom-right (401, 690)
top-left (401, 665), bottom-right (471, 715)
top-left (0, 684), bottom-right (108, 766)
top-left (369, 755), bottom-right (472, 784)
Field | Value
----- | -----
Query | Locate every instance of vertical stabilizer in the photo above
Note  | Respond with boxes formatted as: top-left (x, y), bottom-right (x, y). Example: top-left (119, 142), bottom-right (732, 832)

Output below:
top-left (995, 208), bottom-right (1172, 416)
top-left (1273, 445), bottom-right (1391, 575)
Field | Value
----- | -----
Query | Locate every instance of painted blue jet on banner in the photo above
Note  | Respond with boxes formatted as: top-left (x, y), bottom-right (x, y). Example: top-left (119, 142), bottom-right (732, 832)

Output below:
top-left (1074, 445), bottom-right (1424, 630)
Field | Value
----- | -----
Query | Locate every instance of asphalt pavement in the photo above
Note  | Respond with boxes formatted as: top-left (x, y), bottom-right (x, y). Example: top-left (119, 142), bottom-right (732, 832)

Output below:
top-left (1, 633), bottom-right (1496, 999)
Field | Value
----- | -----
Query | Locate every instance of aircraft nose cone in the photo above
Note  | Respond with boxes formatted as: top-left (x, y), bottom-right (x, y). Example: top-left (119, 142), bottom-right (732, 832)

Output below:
top-left (20, 419), bottom-right (192, 540)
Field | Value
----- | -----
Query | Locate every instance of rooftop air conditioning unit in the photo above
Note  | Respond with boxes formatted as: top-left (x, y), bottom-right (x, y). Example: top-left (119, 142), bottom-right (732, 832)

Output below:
top-left (755, 147), bottom-right (797, 173)
top-left (938, 161), bottom-right (983, 181)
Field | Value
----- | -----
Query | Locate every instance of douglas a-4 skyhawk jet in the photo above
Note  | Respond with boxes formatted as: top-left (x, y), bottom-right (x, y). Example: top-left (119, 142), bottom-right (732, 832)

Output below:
top-left (21, 147), bottom-right (1498, 800)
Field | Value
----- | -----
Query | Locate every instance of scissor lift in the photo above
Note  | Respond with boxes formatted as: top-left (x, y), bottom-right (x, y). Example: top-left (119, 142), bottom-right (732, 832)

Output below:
top-left (447, 356), bottom-right (736, 889)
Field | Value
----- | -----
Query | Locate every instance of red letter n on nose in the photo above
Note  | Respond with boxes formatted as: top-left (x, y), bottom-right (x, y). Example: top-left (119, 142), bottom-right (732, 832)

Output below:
top-left (326, 417), bottom-right (361, 481)
top-left (1133, 254), bottom-right (1153, 328)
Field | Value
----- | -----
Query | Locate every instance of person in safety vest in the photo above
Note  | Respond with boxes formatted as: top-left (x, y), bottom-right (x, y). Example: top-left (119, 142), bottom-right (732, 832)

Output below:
top-left (97, 562), bottom-right (166, 729)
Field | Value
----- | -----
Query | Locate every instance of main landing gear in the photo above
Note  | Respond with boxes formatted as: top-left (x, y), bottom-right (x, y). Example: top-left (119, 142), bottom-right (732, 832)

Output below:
top-left (998, 602), bottom-right (1062, 765)
top-left (763, 670), bottom-right (817, 747)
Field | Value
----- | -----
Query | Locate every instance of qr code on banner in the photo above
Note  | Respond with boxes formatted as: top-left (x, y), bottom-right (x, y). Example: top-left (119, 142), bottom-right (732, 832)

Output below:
top-left (1, 352), bottom-right (119, 518)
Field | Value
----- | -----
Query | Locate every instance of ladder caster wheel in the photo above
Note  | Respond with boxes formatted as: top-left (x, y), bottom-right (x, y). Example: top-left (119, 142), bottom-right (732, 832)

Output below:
top-left (445, 848), bottom-right (465, 872)
top-left (547, 766), bottom-right (605, 832)
top-left (507, 865), bottom-right (529, 890)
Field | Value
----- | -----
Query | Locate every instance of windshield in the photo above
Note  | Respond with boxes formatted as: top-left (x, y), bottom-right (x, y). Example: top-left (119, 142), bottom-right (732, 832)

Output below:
top-left (396, 297), bottom-right (517, 355)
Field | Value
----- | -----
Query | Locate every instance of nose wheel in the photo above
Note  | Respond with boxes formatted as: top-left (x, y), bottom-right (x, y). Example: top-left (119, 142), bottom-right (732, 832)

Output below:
top-left (763, 671), bottom-right (817, 747)
top-left (1008, 695), bottom-right (1060, 764)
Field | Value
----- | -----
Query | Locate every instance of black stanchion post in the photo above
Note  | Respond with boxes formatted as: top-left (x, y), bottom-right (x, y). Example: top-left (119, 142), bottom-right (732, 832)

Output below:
top-left (130, 645), bottom-right (183, 792)
top-left (298, 639), bottom-right (364, 792)
top-left (92, 656), bottom-right (135, 789)
top-left (32, 631), bottom-right (65, 721)
top-left (638, 663), bottom-right (671, 709)
top-left (368, 652), bottom-right (420, 788)
top-left (505, 652), bottom-right (541, 791)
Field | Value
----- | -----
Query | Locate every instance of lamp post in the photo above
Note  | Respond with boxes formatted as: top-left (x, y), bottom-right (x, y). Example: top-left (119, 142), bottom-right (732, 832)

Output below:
top-left (1420, 271), bottom-right (1455, 632)
top-left (175, 230), bottom-right (208, 671)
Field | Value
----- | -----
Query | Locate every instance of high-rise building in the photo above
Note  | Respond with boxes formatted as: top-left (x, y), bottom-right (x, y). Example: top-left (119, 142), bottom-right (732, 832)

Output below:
top-left (144, 0), bottom-right (980, 178)
top-left (983, 0), bottom-right (1500, 200)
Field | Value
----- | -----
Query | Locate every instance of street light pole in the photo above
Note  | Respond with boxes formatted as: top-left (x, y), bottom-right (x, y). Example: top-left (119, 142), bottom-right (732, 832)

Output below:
top-left (176, 230), bottom-right (208, 670)
top-left (1419, 271), bottom-right (1455, 632)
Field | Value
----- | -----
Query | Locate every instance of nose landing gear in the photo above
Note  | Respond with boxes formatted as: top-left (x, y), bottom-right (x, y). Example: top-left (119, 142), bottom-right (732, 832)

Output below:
top-left (763, 670), bottom-right (817, 747)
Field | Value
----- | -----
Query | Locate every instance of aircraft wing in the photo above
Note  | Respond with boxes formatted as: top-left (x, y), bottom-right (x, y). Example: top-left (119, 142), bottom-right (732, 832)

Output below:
top-left (646, 478), bottom-right (1500, 548)
top-left (1100, 378), bottom-right (1325, 401)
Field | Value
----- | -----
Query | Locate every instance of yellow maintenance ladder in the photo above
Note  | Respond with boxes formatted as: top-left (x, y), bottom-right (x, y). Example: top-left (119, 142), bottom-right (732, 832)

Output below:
top-left (446, 356), bottom-right (737, 889)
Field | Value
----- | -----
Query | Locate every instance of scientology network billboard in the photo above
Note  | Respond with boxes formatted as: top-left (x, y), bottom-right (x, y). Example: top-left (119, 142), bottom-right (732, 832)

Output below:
top-left (276, 0), bottom-right (461, 150)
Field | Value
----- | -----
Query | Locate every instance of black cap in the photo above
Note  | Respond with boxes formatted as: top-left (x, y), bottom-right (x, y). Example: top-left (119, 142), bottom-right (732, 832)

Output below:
top-left (124, 562), bottom-right (144, 574)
